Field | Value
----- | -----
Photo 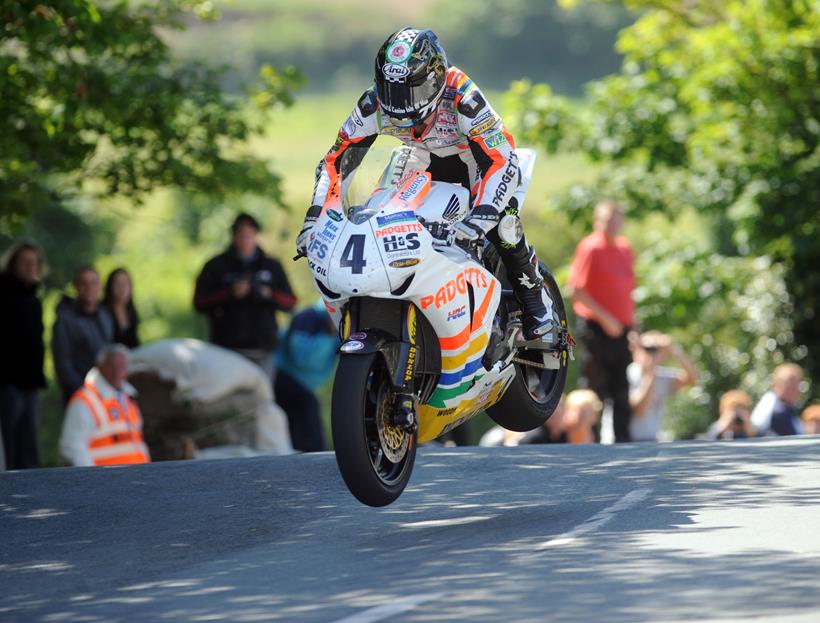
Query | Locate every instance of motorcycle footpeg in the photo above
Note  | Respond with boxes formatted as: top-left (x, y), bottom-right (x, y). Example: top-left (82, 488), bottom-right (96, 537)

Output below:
top-left (515, 325), bottom-right (557, 349)
top-left (515, 335), bottom-right (557, 350)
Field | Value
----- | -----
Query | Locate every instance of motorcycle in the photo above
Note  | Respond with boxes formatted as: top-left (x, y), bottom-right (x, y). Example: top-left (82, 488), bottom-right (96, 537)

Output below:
top-left (300, 141), bottom-right (573, 506)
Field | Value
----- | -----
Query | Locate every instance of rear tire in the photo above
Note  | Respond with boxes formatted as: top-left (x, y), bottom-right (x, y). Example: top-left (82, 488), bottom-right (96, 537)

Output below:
top-left (486, 266), bottom-right (569, 432)
top-left (332, 352), bottom-right (416, 507)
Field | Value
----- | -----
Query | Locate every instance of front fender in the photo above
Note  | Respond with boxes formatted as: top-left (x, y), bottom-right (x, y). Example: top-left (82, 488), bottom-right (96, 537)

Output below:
top-left (339, 329), bottom-right (395, 356)
top-left (339, 330), bottom-right (406, 391)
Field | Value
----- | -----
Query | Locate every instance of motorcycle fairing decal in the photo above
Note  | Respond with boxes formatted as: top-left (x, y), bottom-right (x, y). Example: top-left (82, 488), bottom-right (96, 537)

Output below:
top-left (395, 171), bottom-right (431, 210)
top-left (426, 375), bottom-right (482, 409)
top-left (417, 365), bottom-right (515, 442)
top-left (430, 280), bottom-right (497, 393)
top-left (470, 277), bottom-right (495, 332)
top-left (435, 277), bottom-right (494, 348)
top-left (440, 332), bottom-right (489, 371)
top-left (308, 210), bottom-right (351, 287)
top-left (438, 358), bottom-right (484, 386)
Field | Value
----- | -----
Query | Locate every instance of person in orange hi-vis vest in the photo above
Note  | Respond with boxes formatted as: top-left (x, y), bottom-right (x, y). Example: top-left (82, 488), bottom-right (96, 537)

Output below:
top-left (59, 344), bottom-right (150, 466)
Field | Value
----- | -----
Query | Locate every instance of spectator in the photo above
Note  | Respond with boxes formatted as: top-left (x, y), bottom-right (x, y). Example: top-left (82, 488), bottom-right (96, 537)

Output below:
top-left (194, 213), bottom-right (296, 381)
top-left (628, 331), bottom-right (698, 442)
top-left (59, 344), bottom-right (150, 466)
top-left (518, 394), bottom-right (568, 444)
top-left (0, 240), bottom-right (47, 469)
top-left (751, 363), bottom-right (805, 436)
top-left (52, 266), bottom-right (114, 404)
top-left (478, 426), bottom-right (526, 447)
top-left (562, 389), bottom-right (603, 444)
top-left (801, 404), bottom-right (820, 435)
top-left (274, 301), bottom-right (338, 452)
top-left (568, 200), bottom-right (635, 442)
top-left (103, 268), bottom-right (140, 349)
top-left (703, 389), bottom-right (757, 440)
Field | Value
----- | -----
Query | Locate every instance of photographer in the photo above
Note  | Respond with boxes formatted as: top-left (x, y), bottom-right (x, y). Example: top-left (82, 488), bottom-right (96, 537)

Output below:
top-left (704, 390), bottom-right (758, 440)
top-left (628, 331), bottom-right (699, 442)
top-left (194, 213), bottom-right (297, 381)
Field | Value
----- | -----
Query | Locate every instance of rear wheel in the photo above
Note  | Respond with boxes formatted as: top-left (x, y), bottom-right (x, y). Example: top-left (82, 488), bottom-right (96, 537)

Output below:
top-left (332, 352), bottom-right (416, 507)
top-left (486, 266), bottom-right (569, 432)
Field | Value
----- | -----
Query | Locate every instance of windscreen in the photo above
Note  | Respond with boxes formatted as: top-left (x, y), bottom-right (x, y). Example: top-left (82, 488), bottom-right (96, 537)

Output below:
top-left (338, 138), bottom-right (421, 223)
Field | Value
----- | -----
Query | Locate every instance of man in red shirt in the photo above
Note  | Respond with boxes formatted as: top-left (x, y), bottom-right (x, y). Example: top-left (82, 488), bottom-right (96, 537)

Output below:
top-left (568, 201), bottom-right (635, 442)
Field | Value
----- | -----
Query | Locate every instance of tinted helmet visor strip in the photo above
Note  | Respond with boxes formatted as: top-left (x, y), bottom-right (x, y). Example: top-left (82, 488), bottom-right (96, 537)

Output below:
top-left (378, 78), bottom-right (443, 127)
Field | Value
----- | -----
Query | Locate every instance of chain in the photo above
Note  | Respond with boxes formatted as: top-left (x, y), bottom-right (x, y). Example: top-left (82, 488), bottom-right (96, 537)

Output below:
top-left (512, 356), bottom-right (557, 370)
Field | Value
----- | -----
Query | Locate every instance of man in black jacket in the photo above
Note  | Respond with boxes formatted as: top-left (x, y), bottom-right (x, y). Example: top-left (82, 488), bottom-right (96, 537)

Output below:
top-left (52, 265), bottom-right (114, 404)
top-left (0, 241), bottom-right (47, 469)
top-left (194, 213), bottom-right (297, 380)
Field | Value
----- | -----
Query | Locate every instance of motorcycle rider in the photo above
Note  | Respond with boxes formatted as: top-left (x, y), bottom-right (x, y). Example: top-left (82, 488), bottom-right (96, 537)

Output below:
top-left (296, 27), bottom-right (553, 339)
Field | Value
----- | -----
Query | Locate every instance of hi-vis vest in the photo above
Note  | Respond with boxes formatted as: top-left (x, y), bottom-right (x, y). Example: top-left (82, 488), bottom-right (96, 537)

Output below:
top-left (70, 382), bottom-right (150, 466)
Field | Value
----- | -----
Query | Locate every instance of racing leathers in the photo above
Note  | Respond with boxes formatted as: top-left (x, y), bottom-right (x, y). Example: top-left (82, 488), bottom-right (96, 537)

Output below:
top-left (301, 66), bottom-right (553, 340)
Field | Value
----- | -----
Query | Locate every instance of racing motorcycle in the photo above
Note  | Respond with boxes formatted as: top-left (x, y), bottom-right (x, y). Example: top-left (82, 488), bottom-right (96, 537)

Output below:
top-left (300, 142), bottom-right (573, 507)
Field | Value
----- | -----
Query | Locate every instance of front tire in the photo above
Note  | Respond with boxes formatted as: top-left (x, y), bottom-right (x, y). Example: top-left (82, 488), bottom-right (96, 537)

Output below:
top-left (332, 352), bottom-right (416, 507)
top-left (486, 265), bottom-right (569, 431)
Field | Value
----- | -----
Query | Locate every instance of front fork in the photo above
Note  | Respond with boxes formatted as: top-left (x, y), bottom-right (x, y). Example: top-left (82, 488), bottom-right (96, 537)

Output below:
top-left (338, 301), bottom-right (420, 432)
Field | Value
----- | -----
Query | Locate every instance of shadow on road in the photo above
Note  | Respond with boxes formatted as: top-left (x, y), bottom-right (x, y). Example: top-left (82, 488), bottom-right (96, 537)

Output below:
top-left (1, 437), bottom-right (818, 622)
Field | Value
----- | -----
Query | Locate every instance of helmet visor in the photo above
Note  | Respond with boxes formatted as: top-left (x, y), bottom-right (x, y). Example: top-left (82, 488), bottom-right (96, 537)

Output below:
top-left (377, 76), bottom-right (442, 120)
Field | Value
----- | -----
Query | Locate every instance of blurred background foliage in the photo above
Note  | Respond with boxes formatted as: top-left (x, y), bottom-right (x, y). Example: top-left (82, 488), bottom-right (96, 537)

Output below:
top-left (167, 0), bottom-right (631, 94)
top-left (509, 0), bottom-right (818, 437)
top-left (1, 0), bottom-right (817, 459)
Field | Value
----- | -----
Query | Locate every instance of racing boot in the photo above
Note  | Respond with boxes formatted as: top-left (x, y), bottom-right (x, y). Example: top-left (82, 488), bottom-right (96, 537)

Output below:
top-left (494, 232), bottom-right (555, 341)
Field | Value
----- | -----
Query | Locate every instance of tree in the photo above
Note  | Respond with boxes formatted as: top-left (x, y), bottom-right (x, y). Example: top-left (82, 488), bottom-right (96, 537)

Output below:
top-left (508, 0), bottom-right (820, 392)
top-left (0, 0), bottom-right (304, 231)
top-left (636, 231), bottom-right (798, 438)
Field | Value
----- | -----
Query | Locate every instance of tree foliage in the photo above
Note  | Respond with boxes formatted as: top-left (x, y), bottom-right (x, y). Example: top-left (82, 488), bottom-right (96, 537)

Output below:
top-left (509, 0), bottom-right (820, 394)
top-left (0, 0), bottom-right (304, 231)
top-left (636, 230), bottom-right (801, 437)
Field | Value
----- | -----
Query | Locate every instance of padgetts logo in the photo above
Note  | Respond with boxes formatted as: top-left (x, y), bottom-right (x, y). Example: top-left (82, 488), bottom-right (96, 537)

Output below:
top-left (491, 152), bottom-right (519, 209)
top-left (375, 222), bottom-right (423, 239)
top-left (420, 268), bottom-right (489, 310)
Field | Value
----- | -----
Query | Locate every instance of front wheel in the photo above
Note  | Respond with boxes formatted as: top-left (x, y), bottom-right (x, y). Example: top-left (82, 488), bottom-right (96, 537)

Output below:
top-left (486, 265), bottom-right (570, 431)
top-left (331, 352), bottom-right (416, 507)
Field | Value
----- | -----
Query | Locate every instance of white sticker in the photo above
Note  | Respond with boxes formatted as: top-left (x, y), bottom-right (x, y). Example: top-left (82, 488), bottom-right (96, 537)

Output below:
top-left (383, 63), bottom-right (411, 79)
top-left (340, 340), bottom-right (365, 352)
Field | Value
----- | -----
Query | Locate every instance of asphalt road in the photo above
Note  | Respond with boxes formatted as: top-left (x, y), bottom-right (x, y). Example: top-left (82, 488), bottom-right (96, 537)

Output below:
top-left (2, 436), bottom-right (819, 623)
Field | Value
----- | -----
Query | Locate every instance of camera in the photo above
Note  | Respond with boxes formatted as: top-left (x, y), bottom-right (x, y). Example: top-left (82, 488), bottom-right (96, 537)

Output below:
top-left (732, 409), bottom-right (744, 426)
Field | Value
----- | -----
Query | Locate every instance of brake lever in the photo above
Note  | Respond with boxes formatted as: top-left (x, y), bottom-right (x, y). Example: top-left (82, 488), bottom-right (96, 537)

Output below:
top-left (293, 250), bottom-right (306, 262)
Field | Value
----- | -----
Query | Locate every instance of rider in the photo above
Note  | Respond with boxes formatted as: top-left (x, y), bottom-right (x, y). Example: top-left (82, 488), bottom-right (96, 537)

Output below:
top-left (296, 27), bottom-right (553, 340)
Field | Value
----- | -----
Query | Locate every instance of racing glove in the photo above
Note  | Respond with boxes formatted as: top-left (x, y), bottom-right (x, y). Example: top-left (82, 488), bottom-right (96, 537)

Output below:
top-left (295, 206), bottom-right (322, 256)
top-left (453, 204), bottom-right (501, 242)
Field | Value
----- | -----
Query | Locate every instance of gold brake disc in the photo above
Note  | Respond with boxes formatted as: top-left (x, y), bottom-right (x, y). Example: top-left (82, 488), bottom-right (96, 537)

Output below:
top-left (377, 390), bottom-right (410, 463)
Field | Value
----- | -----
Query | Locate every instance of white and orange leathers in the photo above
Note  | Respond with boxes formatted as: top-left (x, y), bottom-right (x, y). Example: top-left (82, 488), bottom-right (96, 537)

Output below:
top-left (60, 367), bottom-right (150, 467)
top-left (311, 66), bottom-right (520, 215)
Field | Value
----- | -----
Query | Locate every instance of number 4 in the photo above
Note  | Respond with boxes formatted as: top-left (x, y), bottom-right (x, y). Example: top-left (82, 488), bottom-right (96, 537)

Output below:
top-left (340, 234), bottom-right (367, 274)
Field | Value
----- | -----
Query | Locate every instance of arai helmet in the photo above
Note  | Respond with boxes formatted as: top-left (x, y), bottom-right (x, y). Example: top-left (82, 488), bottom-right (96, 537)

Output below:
top-left (375, 28), bottom-right (448, 127)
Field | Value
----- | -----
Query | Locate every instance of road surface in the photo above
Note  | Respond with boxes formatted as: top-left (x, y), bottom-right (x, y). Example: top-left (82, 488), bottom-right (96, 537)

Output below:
top-left (2, 436), bottom-right (819, 622)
